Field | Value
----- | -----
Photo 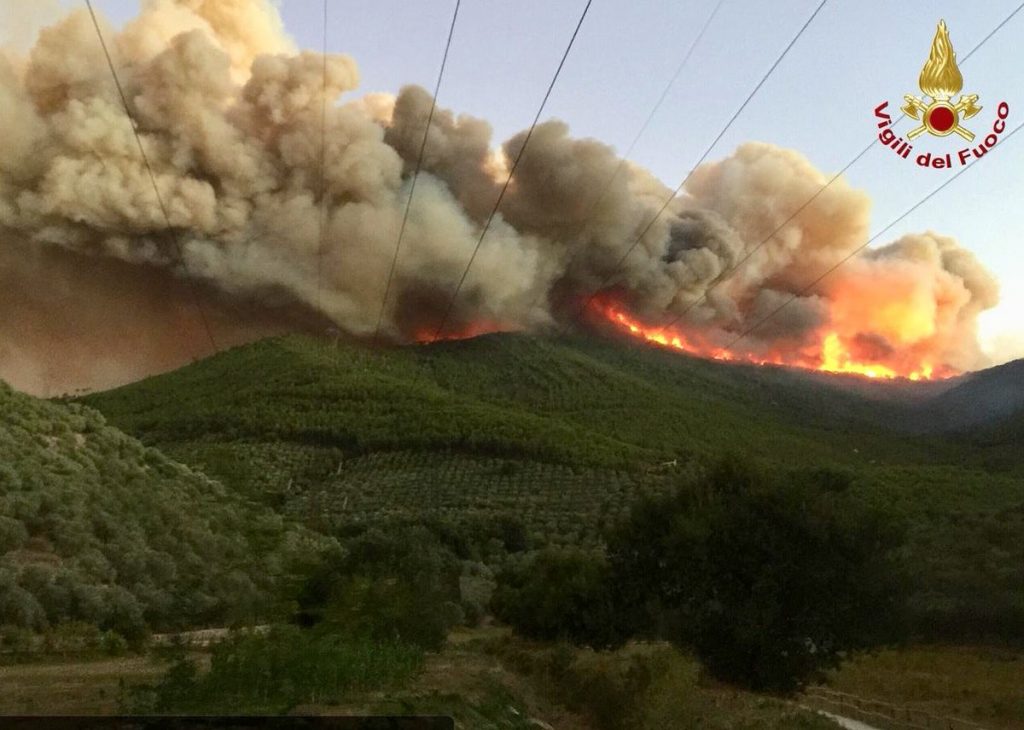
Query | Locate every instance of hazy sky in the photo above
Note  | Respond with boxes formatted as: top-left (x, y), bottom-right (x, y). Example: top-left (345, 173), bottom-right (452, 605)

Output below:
top-left (27, 0), bottom-right (1024, 360)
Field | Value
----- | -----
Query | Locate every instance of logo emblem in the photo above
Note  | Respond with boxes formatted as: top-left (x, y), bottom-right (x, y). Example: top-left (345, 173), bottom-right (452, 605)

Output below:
top-left (901, 20), bottom-right (980, 141)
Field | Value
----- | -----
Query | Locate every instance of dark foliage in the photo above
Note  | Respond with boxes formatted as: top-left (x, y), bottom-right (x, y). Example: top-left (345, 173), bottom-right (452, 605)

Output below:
top-left (608, 460), bottom-right (907, 692)
top-left (296, 527), bottom-right (462, 651)
top-left (491, 549), bottom-right (629, 649)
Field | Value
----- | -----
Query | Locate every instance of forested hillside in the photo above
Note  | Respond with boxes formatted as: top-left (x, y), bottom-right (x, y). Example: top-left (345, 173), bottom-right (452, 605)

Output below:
top-left (80, 333), bottom-right (973, 470)
top-left (906, 359), bottom-right (1024, 469)
top-left (81, 334), bottom-right (1024, 641)
top-left (0, 381), bottom-right (322, 640)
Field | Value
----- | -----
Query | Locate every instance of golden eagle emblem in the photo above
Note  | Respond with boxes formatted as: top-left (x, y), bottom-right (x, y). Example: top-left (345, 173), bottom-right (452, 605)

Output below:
top-left (901, 20), bottom-right (981, 141)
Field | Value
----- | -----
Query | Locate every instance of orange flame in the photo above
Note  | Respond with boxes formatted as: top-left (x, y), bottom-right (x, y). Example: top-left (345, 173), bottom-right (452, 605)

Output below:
top-left (413, 318), bottom-right (512, 343)
top-left (593, 297), bottom-right (948, 382)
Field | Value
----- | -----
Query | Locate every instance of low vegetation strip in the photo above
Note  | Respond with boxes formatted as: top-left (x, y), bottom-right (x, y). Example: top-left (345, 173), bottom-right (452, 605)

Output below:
top-left (823, 646), bottom-right (1024, 730)
top-left (804, 688), bottom-right (990, 730)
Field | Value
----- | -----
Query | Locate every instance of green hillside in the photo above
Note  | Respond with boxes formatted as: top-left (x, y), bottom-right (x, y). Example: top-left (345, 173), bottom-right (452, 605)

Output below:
top-left (79, 333), bottom-right (961, 468)
top-left (80, 334), bottom-right (1024, 640)
top-left (0, 381), bottom-right (320, 640)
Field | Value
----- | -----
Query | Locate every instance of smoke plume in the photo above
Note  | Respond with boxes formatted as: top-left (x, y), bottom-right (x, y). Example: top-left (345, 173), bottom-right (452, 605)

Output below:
top-left (0, 0), bottom-right (1000, 394)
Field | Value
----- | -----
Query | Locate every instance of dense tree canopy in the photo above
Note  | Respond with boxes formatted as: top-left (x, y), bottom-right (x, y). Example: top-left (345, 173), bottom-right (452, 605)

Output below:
top-left (607, 461), bottom-right (906, 691)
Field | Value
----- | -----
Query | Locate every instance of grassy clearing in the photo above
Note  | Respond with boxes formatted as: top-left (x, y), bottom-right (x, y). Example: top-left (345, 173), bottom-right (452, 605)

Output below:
top-left (825, 645), bottom-right (1024, 729)
top-left (0, 656), bottom-right (166, 714)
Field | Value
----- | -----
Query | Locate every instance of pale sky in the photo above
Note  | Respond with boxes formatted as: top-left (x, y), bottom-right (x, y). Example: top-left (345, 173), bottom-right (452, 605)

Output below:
top-left (26, 0), bottom-right (1024, 361)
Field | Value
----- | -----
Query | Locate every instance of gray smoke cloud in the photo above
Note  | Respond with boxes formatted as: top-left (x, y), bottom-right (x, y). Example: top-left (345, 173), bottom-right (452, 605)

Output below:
top-left (0, 0), bottom-right (1000, 394)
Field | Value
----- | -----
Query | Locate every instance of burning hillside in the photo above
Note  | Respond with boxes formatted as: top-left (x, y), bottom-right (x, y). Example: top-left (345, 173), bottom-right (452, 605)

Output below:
top-left (592, 296), bottom-right (948, 381)
top-left (0, 0), bottom-right (999, 394)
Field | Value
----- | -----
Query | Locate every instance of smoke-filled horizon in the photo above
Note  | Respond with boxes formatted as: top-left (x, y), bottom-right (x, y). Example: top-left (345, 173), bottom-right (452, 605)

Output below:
top-left (0, 0), bottom-right (1002, 395)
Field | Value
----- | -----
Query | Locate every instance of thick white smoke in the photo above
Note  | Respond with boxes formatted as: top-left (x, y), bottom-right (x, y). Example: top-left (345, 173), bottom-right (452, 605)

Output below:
top-left (0, 0), bottom-right (1000, 394)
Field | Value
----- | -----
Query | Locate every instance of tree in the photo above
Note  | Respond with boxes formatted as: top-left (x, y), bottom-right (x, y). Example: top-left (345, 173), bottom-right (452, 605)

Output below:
top-left (295, 527), bottom-right (462, 651)
top-left (607, 460), bottom-right (906, 692)
top-left (491, 548), bottom-right (628, 649)
top-left (102, 586), bottom-right (147, 642)
top-left (0, 584), bottom-right (46, 630)
top-left (0, 516), bottom-right (27, 553)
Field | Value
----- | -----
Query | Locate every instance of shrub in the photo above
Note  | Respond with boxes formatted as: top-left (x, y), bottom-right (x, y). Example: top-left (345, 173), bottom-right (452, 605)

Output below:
top-left (126, 626), bottom-right (423, 714)
top-left (491, 549), bottom-right (628, 649)
top-left (296, 527), bottom-right (462, 651)
top-left (100, 630), bottom-right (129, 656)
top-left (0, 585), bottom-right (46, 630)
top-left (0, 516), bottom-right (28, 553)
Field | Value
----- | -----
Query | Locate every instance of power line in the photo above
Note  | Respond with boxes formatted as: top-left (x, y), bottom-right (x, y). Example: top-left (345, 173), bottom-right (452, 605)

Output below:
top-left (609, 0), bottom-right (728, 173)
top-left (558, 0), bottom-right (830, 335)
top-left (316, 0), bottom-right (329, 321)
top-left (84, 0), bottom-right (218, 356)
top-left (372, 0), bottom-right (462, 345)
top-left (662, 138), bottom-right (879, 330)
top-left (659, 0), bottom-right (1024, 331)
top-left (959, 1), bottom-right (1024, 62)
top-left (523, 0), bottom-right (726, 319)
top-left (431, 0), bottom-right (595, 341)
top-left (725, 118), bottom-right (1024, 353)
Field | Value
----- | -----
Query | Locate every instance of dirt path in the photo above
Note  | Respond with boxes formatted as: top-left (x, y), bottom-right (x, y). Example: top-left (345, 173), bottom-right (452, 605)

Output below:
top-left (813, 709), bottom-right (882, 730)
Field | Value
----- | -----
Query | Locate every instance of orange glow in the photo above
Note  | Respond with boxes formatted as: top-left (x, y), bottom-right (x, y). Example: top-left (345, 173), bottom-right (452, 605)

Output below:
top-left (819, 332), bottom-right (934, 380)
top-left (592, 297), bottom-right (950, 382)
top-left (414, 318), bottom-right (511, 343)
top-left (826, 272), bottom-right (939, 346)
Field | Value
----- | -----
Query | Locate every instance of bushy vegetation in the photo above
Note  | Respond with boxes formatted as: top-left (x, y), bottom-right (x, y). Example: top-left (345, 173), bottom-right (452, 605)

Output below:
top-left (296, 526), bottom-right (464, 651)
top-left (491, 549), bottom-right (627, 649)
top-left (612, 462), bottom-right (905, 691)
top-left (0, 381), bottom-right (327, 639)
top-left (126, 626), bottom-right (423, 714)
top-left (493, 461), bottom-right (905, 691)
top-left (494, 638), bottom-right (840, 729)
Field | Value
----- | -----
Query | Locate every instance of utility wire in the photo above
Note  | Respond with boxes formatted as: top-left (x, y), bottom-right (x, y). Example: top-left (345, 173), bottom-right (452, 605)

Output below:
top-left (84, 0), bottom-right (218, 356)
top-left (659, 0), bottom-right (1024, 331)
top-left (523, 0), bottom-right (726, 319)
top-left (662, 136), bottom-right (880, 330)
top-left (725, 118), bottom-right (1024, 353)
top-left (372, 0), bottom-right (462, 345)
top-left (316, 0), bottom-right (329, 322)
top-left (558, 0), bottom-right (830, 335)
top-left (431, 0), bottom-right (595, 341)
